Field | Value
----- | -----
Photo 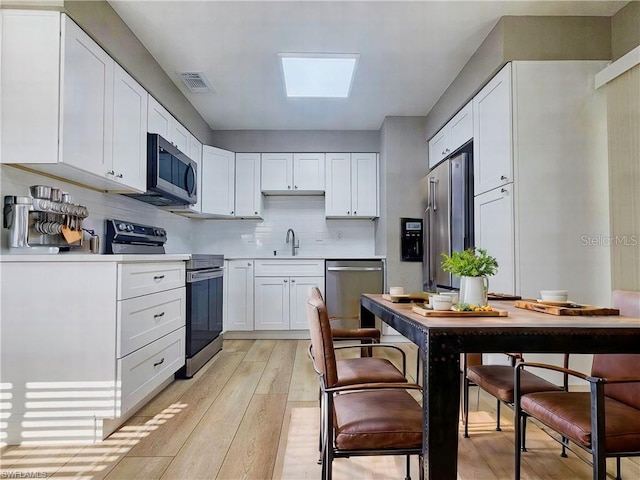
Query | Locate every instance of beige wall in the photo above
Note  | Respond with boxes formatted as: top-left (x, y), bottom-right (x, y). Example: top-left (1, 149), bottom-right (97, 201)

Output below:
top-left (63, 1), bottom-right (215, 144)
top-left (612, 0), bottom-right (640, 60)
top-left (425, 16), bottom-right (611, 142)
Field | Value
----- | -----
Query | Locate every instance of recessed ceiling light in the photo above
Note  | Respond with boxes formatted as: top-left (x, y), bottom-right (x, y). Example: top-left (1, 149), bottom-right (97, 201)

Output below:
top-left (279, 53), bottom-right (359, 98)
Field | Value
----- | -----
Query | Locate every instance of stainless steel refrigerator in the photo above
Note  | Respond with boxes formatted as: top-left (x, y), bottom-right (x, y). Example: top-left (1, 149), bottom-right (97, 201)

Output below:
top-left (421, 147), bottom-right (473, 291)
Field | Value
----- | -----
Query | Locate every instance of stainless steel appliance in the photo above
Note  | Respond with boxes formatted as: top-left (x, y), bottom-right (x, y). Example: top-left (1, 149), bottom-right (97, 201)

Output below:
top-left (179, 254), bottom-right (224, 378)
top-left (124, 133), bottom-right (197, 207)
top-left (325, 259), bottom-right (385, 328)
top-left (3, 186), bottom-right (88, 252)
top-left (421, 144), bottom-right (474, 291)
top-left (104, 219), bottom-right (223, 378)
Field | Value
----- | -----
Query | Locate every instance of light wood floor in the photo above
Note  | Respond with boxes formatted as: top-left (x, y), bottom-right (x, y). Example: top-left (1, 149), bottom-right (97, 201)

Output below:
top-left (1, 339), bottom-right (638, 479)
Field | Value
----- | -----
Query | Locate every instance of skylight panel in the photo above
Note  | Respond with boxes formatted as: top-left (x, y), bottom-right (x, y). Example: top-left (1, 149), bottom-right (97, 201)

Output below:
top-left (279, 53), bottom-right (359, 98)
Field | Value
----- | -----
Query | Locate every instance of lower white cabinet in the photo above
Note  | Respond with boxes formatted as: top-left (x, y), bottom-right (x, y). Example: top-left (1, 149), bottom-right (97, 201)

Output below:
top-left (0, 258), bottom-right (186, 445)
top-left (251, 260), bottom-right (324, 331)
top-left (224, 260), bottom-right (255, 331)
top-left (254, 276), bottom-right (324, 330)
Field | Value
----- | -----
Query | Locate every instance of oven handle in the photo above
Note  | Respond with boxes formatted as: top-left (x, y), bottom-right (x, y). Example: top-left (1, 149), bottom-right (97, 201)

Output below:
top-left (187, 268), bottom-right (224, 283)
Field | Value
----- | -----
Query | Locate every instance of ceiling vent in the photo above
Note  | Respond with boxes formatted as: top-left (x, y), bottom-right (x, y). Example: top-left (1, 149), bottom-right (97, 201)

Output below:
top-left (177, 71), bottom-right (213, 93)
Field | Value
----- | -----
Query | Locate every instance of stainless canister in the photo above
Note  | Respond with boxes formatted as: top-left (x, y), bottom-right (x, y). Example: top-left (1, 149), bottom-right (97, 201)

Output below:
top-left (3, 196), bottom-right (33, 248)
top-left (89, 235), bottom-right (100, 253)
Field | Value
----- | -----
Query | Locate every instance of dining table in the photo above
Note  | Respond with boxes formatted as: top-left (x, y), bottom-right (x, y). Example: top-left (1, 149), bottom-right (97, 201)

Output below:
top-left (359, 293), bottom-right (640, 480)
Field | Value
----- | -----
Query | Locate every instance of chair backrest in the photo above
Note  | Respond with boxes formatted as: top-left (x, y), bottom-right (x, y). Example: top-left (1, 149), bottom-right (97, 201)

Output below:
top-left (306, 294), bottom-right (339, 388)
top-left (310, 285), bottom-right (324, 302)
top-left (591, 290), bottom-right (640, 409)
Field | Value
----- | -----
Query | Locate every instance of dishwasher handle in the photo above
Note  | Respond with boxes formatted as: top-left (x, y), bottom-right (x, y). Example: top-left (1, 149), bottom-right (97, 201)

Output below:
top-left (326, 266), bottom-right (383, 272)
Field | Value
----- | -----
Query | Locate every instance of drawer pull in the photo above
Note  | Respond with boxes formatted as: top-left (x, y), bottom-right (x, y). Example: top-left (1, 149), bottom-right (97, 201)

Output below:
top-left (153, 275), bottom-right (165, 281)
top-left (153, 357), bottom-right (165, 367)
top-left (153, 312), bottom-right (165, 319)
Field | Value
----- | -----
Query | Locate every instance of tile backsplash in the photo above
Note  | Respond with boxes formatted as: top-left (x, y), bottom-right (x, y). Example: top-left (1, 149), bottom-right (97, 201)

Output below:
top-left (1, 166), bottom-right (375, 257)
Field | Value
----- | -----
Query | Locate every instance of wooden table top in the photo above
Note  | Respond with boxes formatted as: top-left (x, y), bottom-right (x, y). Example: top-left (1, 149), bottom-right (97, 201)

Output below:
top-left (362, 294), bottom-right (640, 330)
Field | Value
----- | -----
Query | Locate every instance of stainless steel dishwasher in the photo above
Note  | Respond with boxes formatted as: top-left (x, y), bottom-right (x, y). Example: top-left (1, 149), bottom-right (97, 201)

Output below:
top-left (325, 259), bottom-right (385, 328)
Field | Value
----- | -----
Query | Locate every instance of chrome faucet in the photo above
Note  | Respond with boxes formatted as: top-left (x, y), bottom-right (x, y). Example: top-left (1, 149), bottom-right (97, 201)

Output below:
top-left (285, 228), bottom-right (299, 256)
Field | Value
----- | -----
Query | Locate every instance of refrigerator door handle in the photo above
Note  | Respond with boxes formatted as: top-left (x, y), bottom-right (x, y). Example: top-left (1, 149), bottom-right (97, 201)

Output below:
top-left (430, 177), bottom-right (438, 211)
top-left (423, 206), bottom-right (431, 290)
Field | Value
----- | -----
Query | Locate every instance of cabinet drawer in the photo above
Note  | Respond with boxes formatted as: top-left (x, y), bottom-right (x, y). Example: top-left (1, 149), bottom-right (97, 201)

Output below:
top-left (254, 260), bottom-right (324, 277)
top-left (118, 262), bottom-right (185, 299)
top-left (118, 287), bottom-right (186, 358)
top-left (117, 327), bottom-right (185, 416)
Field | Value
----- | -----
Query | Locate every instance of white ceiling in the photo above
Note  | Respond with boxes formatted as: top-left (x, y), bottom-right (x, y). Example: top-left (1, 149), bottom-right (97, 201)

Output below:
top-left (109, 1), bottom-right (627, 131)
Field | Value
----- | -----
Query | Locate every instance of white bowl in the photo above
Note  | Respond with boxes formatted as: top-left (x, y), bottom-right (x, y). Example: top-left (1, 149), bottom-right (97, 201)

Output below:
top-left (540, 290), bottom-right (568, 302)
top-left (389, 286), bottom-right (405, 296)
top-left (439, 292), bottom-right (459, 305)
top-left (431, 295), bottom-right (453, 311)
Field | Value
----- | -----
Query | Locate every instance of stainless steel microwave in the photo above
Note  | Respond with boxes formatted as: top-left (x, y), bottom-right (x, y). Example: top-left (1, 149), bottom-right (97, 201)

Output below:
top-left (125, 133), bottom-right (197, 206)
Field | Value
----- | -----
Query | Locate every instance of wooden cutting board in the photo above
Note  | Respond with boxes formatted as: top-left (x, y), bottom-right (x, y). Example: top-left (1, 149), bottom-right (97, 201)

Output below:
top-left (383, 293), bottom-right (430, 303)
top-left (411, 305), bottom-right (508, 317)
top-left (515, 299), bottom-right (619, 316)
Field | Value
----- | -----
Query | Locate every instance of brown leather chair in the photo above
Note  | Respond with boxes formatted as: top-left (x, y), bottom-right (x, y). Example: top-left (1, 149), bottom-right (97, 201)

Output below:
top-left (514, 290), bottom-right (640, 480)
top-left (310, 286), bottom-right (381, 356)
top-left (306, 294), bottom-right (424, 480)
top-left (308, 286), bottom-right (409, 463)
top-left (463, 352), bottom-right (567, 448)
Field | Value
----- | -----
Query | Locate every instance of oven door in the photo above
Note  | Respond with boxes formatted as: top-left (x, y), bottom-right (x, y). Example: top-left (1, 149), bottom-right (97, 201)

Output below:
top-left (186, 268), bottom-right (223, 358)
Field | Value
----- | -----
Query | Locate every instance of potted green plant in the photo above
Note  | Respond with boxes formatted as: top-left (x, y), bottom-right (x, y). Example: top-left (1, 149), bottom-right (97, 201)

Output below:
top-left (441, 248), bottom-right (498, 306)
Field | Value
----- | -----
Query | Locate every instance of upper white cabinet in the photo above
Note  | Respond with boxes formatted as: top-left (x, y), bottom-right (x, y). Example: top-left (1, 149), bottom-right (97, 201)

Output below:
top-left (147, 96), bottom-right (190, 153)
top-left (325, 153), bottom-right (378, 218)
top-left (0, 11), bottom-right (146, 193)
top-left (428, 101), bottom-right (473, 169)
top-left (472, 61), bottom-right (610, 305)
top-left (261, 153), bottom-right (325, 194)
top-left (473, 65), bottom-right (512, 195)
top-left (112, 64), bottom-right (148, 192)
top-left (235, 153), bottom-right (263, 218)
top-left (201, 145), bottom-right (236, 217)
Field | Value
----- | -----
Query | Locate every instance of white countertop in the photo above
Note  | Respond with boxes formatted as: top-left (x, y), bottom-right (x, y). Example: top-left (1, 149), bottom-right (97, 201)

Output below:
top-left (0, 253), bottom-right (191, 262)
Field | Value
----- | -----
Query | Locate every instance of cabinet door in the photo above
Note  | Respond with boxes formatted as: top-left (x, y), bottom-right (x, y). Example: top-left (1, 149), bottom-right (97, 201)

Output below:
top-left (235, 153), bottom-right (262, 218)
top-left (261, 153), bottom-right (293, 192)
top-left (351, 153), bottom-right (378, 217)
top-left (112, 64), bottom-right (147, 192)
top-left (293, 153), bottom-right (325, 192)
top-left (428, 128), bottom-right (449, 169)
top-left (189, 135), bottom-right (203, 212)
top-left (201, 146), bottom-right (235, 216)
top-left (448, 101), bottom-right (473, 154)
top-left (147, 96), bottom-right (171, 139)
top-left (60, 15), bottom-right (114, 177)
top-left (474, 184), bottom-right (515, 295)
top-left (325, 153), bottom-right (352, 217)
top-left (225, 261), bottom-right (254, 331)
top-left (1, 10), bottom-right (60, 165)
top-left (254, 277), bottom-right (289, 330)
top-left (473, 63), bottom-right (513, 195)
top-left (171, 121), bottom-right (190, 154)
top-left (289, 277), bottom-right (324, 330)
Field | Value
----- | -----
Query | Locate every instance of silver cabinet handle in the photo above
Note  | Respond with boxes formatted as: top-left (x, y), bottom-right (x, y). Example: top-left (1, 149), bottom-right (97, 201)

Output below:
top-left (327, 266), bottom-right (383, 272)
top-left (247, 262), bottom-right (252, 267)
top-left (153, 312), bottom-right (165, 319)
top-left (153, 357), bottom-right (165, 367)
top-left (106, 170), bottom-right (115, 176)
top-left (284, 279), bottom-right (288, 283)
top-left (353, 211), bottom-right (357, 215)
top-left (501, 175), bottom-right (508, 180)
top-left (254, 211), bottom-right (258, 215)
top-left (347, 211), bottom-right (350, 214)
top-left (294, 185), bottom-right (298, 189)
top-left (153, 275), bottom-right (165, 280)
top-left (116, 173), bottom-right (123, 178)
top-left (501, 188), bottom-right (508, 193)
top-left (230, 211), bottom-right (234, 215)
top-left (288, 185), bottom-right (291, 189)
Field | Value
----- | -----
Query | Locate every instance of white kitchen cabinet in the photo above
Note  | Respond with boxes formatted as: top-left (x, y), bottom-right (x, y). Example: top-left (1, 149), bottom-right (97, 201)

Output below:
top-left (471, 61), bottom-right (610, 306)
top-left (112, 64), bottom-right (148, 192)
top-left (473, 64), bottom-right (512, 195)
top-left (261, 153), bottom-right (325, 194)
top-left (474, 184), bottom-right (515, 295)
top-left (235, 153), bottom-right (263, 218)
top-left (428, 101), bottom-right (473, 169)
top-left (0, 258), bottom-right (186, 445)
top-left (224, 260), bottom-right (255, 331)
top-left (0, 11), bottom-right (147, 193)
top-left (147, 95), bottom-right (191, 153)
top-left (253, 260), bottom-right (324, 331)
top-left (201, 145), bottom-right (236, 217)
top-left (325, 153), bottom-right (378, 218)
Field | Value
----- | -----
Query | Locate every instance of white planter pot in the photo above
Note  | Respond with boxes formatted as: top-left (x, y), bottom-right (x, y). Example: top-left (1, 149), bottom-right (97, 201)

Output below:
top-left (459, 276), bottom-right (489, 306)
